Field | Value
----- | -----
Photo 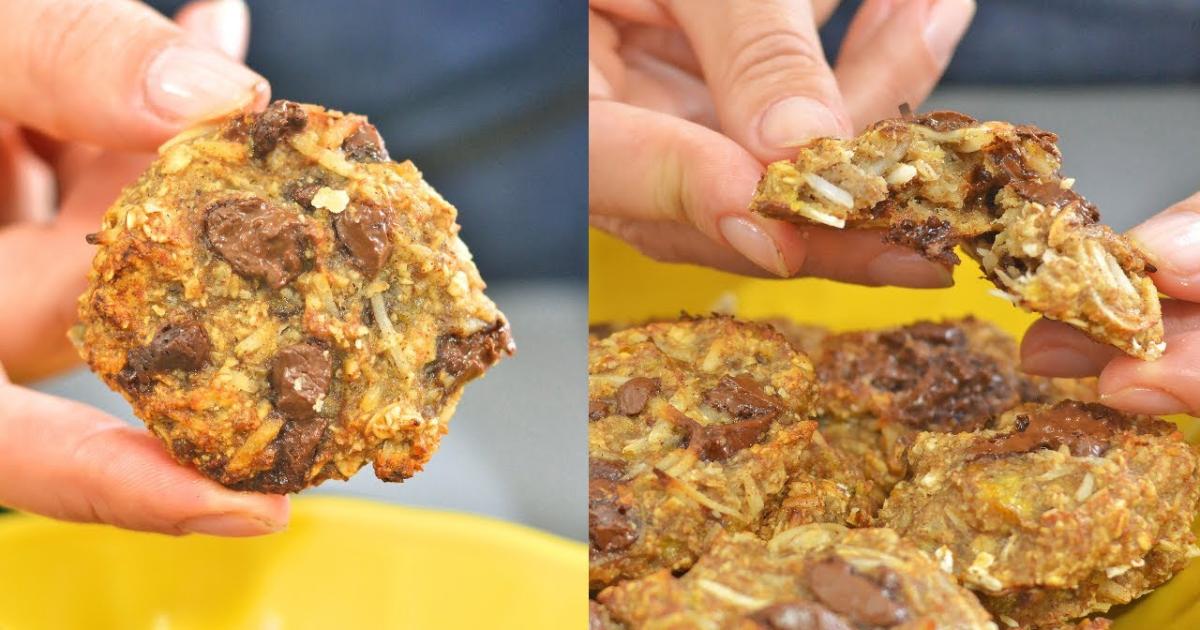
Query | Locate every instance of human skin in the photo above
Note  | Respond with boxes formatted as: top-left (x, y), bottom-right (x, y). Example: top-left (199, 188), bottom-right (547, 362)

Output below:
top-left (589, 0), bottom-right (975, 282)
top-left (1022, 191), bottom-right (1200, 416)
top-left (0, 0), bottom-right (287, 536)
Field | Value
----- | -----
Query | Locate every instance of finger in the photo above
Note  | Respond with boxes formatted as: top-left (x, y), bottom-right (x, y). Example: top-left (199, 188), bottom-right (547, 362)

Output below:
top-left (1098, 330), bottom-right (1200, 415)
top-left (813, 0), bottom-right (842, 26)
top-left (664, 0), bottom-right (852, 162)
top-left (590, 100), bottom-right (952, 286)
top-left (622, 56), bottom-right (717, 125)
top-left (0, 123), bottom-right (56, 226)
top-left (1127, 190), bottom-right (1200, 302)
top-left (0, 151), bottom-right (153, 382)
top-left (619, 24), bottom-right (702, 77)
top-left (174, 0), bottom-right (251, 61)
top-left (1021, 299), bottom-right (1200, 377)
top-left (836, 0), bottom-right (975, 130)
top-left (0, 0), bottom-right (267, 151)
top-left (0, 383), bottom-right (288, 535)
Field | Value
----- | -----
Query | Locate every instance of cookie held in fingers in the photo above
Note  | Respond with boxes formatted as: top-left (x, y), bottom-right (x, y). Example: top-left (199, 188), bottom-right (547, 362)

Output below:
top-left (751, 111), bottom-right (1163, 360)
top-left (74, 101), bottom-right (512, 493)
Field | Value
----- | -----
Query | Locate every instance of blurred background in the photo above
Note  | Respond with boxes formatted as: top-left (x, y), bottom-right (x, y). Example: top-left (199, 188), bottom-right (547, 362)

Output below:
top-left (822, 0), bottom-right (1200, 232)
top-left (31, 0), bottom-right (587, 541)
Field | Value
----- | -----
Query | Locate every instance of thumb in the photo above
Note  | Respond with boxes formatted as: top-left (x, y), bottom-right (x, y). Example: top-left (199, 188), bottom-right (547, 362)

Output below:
top-left (0, 0), bottom-right (267, 151)
top-left (0, 383), bottom-right (288, 536)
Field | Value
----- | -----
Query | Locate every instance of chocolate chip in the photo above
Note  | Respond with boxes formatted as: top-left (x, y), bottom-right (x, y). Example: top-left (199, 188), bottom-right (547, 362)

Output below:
top-left (223, 115), bottom-right (251, 142)
top-left (205, 196), bottom-right (307, 288)
top-left (250, 100), bottom-right (307, 159)
top-left (689, 416), bottom-right (772, 461)
top-left (334, 203), bottom-right (393, 277)
top-left (911, 110), bottom-right (977, 133)
top-left (284, 180), bottom-right (323, 211)
top-left (84, 232), bottom-right (101, 245)
top-left (969, 401), bottom-right (1130, 459)
top-left (428, 321), bottom-right (515, 390)
top-left (145, 321), bottom-right (211, 372)
top-left (341, 123), bottom-right (389, 162)
top-left (806, 557), bottom-right (908, 627)
top-left (704, 375), bottom-right (779, 420)
top-left (589, 478), bottom-right (638, 553)
top-left (270, 342), bottom-right (333, 420)
top-left (747, 602), bottom-right (853, 630)
top-left (615, 377), bottom-right (660, 416)
top-left (882, 217), bottom-right (959, 265)
top-left (234, 416), bottom-right (329, 494)
top-left (116, 321), bottom-right (211, 394)
top-left (589, 399), bottom-right (611, 421)
top-left (589, 458), bottom-right (626, 481)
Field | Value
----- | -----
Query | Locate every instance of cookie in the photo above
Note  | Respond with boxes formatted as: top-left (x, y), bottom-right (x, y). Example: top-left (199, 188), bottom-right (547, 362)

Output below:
top-left (879, 401), bottom-right (1200, 627)
top-left (73, 101), bottom-right (512, 493)
top-left (595, 526), bottom-right (995, 629)
top-left (588, 316), bottom-right (853, 589)
top-left (750, 110), bottom-right (1163, 359)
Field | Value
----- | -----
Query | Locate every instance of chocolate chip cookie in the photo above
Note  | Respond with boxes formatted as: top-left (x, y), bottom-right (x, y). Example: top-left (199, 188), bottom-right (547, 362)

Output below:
top-left (751, 110), bottom-right (1163, 360)
top-left (588, 316), bottom-right (862, 590)
top-left (879, 401), bottom-right (1200, 627)
top-left (73, 101), bottom-right (512, 493)
top-left (594, 526), bottom-right (994, 629)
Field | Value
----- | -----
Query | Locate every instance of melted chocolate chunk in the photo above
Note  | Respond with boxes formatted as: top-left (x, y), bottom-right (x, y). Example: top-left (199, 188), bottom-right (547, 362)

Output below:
top-left (691, 416), bottom-right (772, 461)
top-left (589, 458), bottom-right (626, 481)
top-left (145, 321), bottom-right (211, 372)
top-left (341, 123), bottom-right (389, 162)
top-left (222, 115), bottom-right (251, 142)
top-left (704, 375), bottom-right (780, 420)
top-left (205, 196), bottom-right (307, 288)
top-left (234, 416), bottom-right (329, 494)
top-left (284, 180), bottom-right (323, 211)
top-left (270, 342), bottom-right (333, 420)
top-left (589, 478), bottom-right (638, 553)
top-left (117, 321), bottom-right (211, 394)
top-left (911, 110), bottom-right (977, 133)
top-left (589, 399), bottom-right (611, 421)
top-left (615, 377), bottom-right (660, 416)
top-left (333, 203), bottom-right (393, 277)
top-left (428, 321), bottom-right (514, 389)
top-left (806, 557), bottom-right (908, 627)
top-left (250, 100), bottom-right (308, 159)
top-left (748, 602), bottom-right (853, 630)
top-left (969, 401), bottom-right (1140, 459)
top-left (883, 217), bottom-right (959, 265)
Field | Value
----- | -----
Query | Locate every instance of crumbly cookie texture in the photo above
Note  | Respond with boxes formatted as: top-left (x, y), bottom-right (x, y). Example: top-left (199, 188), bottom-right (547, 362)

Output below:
top-left (750, 111), bottom-right (1164, 360)
top-left (595, 526), bottom-right (995, 630)
top-left (74, 101), bottom-right (512, 493)
top-left (588, 316), bottom-right (882, 590)
top-left (879, 401), bottom-right (1200, 628)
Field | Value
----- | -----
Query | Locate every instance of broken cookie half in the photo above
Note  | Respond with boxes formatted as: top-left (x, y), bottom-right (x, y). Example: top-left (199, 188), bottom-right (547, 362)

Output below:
top-left (750, 110), bottom-right (1164, 360)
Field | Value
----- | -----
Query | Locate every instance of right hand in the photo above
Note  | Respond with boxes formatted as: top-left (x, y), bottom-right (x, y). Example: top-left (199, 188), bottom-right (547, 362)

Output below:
top-left (590, 0), bottom-right (974, 284)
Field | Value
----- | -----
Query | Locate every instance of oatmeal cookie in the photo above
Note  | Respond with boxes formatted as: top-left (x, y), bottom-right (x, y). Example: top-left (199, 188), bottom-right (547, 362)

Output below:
top-left (750, 111), bottom-right (1163, 359)
top-left (879, 401), bottom-right (1200, 627)
top-left (588, 316), bottom-right (880, 589)
top-left (596, 526), bottom-right (995, 629)
top-left (73, 101), bottom-right (512, 493)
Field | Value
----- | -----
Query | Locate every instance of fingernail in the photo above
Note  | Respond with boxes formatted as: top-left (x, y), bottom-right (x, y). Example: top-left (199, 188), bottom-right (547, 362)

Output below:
top-left (1101, 387), bottom-right (1188, 415)
top-left (865, 249), bottom-right (953, 287)
top-left (193, 0), bottom-right (250, 59)
top-left (923, 0), bottom-right (975, 64)
top-left (1128, 207), bottom-right (1200, 277)
top-left (1022, 347), bottom-right (1101, 377)
top-left (759, 97), bottom-right (844, 150)
top-left (719, 216), bottom-right (789, 277)
top-left (146, 44), bottom-right (267, 125)
top-left (179, 512), bottom-right (282, 536)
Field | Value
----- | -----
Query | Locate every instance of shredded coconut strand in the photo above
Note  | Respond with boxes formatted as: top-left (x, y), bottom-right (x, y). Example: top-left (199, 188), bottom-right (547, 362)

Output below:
top-left (695, 579), bottom-right (768, 610)
top-left (803, 173), bottom-right (855, 208)
top-left (369, 294), bottom-right (405, 371)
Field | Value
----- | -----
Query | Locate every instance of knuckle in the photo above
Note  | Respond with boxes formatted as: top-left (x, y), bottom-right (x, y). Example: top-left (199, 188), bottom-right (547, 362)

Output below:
top-left (26, 0), bottom-right (113, 89)
top-left (722, 27), bottom-right (826, 93)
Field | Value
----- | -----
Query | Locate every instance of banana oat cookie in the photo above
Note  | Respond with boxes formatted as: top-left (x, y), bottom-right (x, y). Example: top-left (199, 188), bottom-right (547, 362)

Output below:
top-left (588, 317), bottom-right (876, 590)
top-left (73, 101), bottom-right (512, 493)
top-left (595, 526), bottom-right (995, 630)
top-left (879, 401), bottom-right (1200, 628)
top-left (751, 111), bottom-right (1163, 360)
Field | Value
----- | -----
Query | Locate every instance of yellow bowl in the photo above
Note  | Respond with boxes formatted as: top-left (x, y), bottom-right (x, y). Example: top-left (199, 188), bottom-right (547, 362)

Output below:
top-left (590, 229), bottom-right (1199, 629)
top-left (0, 496), bottom-right (587, 629)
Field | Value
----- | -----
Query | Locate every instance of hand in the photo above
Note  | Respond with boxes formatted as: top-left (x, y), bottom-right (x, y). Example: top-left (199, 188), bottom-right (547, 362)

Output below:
top-left (0, 0), bottom-right (286, 536)
top-left (1022, 192), bottom-right (1200, 416)
top-left (590, 0), bottom-right (974, 283)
